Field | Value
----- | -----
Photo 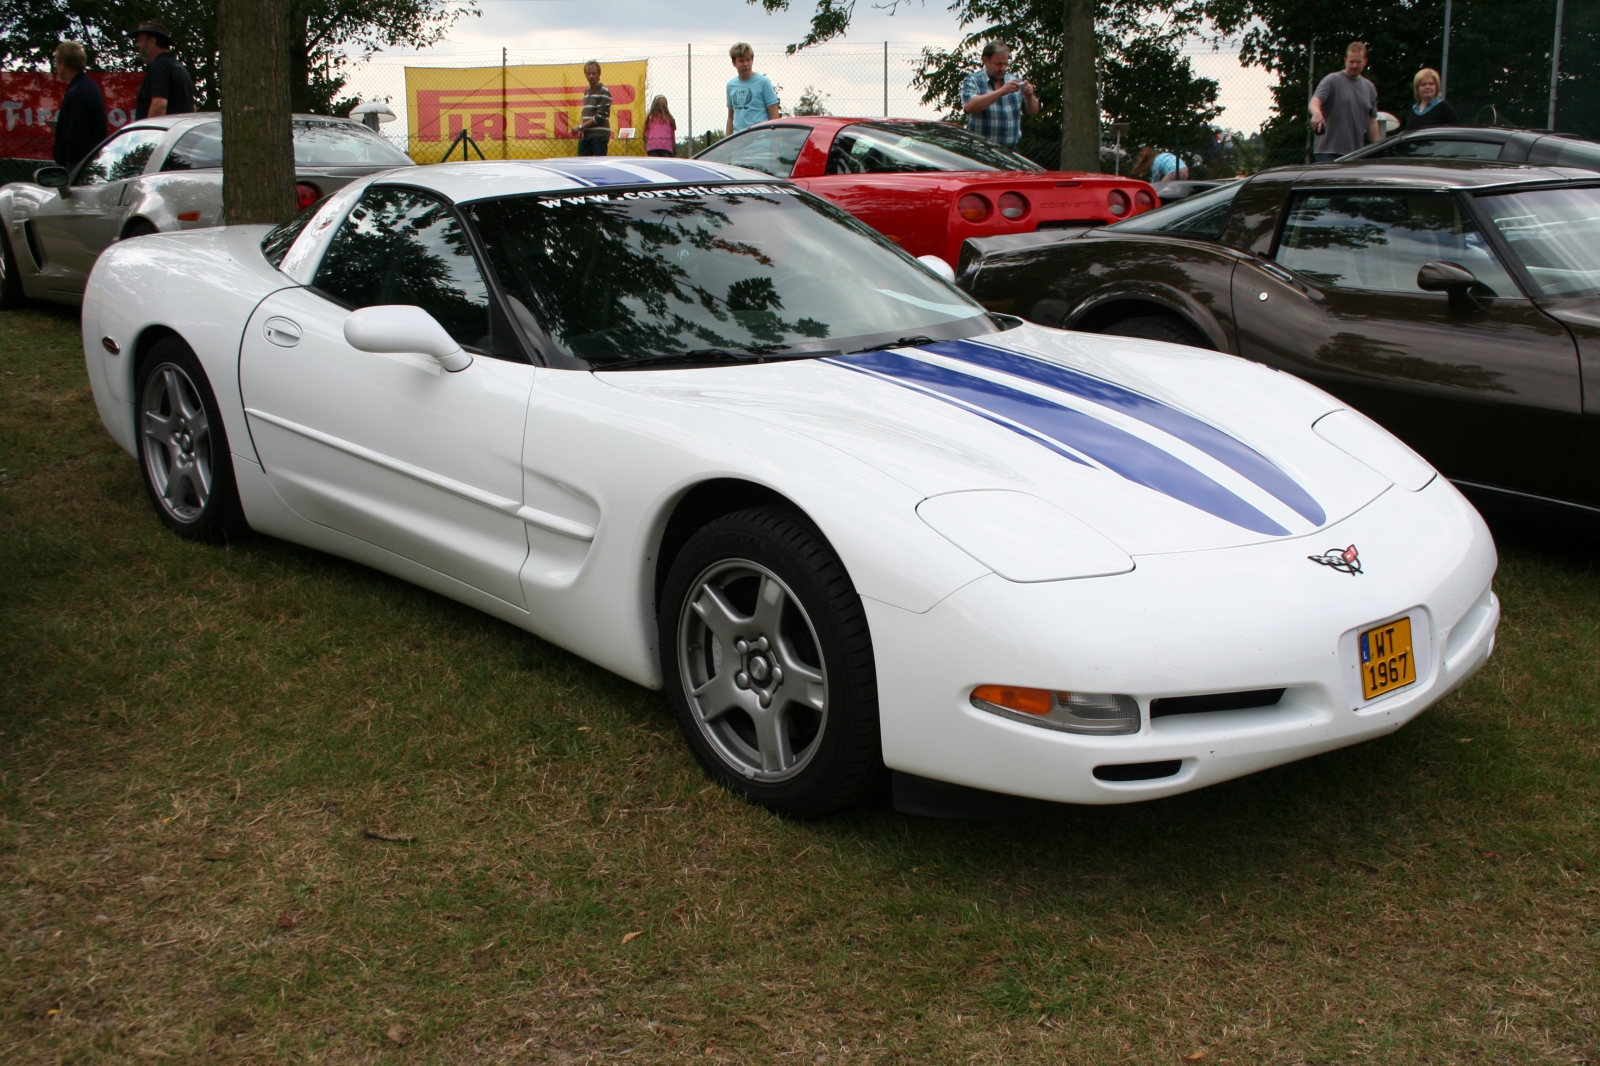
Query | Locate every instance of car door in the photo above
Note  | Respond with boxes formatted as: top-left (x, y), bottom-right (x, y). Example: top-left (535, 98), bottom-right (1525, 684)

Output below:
top-left (239, 184), bottom-right (535, 608)
top-left (28, 126), bottom-right (166, 286)
top-left (1231, 188), bottom-right (1581, 497)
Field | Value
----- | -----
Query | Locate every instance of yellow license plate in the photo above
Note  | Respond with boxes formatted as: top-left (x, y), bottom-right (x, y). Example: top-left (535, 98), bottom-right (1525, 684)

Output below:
top-left (1360, 616), bottom-right (1416, 700)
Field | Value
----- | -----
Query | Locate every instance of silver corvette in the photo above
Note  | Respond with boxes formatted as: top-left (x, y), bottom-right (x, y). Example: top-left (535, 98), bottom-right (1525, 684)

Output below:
top-left (0, 112), bottom-right (412, 308)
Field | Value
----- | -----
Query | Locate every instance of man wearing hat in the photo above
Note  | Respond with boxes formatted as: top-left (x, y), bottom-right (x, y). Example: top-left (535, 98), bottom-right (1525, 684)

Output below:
top-left (132, 22), bottom-right (194, 119)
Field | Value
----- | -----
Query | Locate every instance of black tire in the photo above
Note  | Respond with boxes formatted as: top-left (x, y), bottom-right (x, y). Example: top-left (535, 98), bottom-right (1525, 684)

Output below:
top-left (134, 336), bottom-right (250, 544)
top-left (1102, 314), bottom-right (1211, 349)
top-left (659, 508), bottom-right (887, 816)
top-left (0, 228), bottom-right (27, 310)
top-left (121, 218), bottom-right (158, 240)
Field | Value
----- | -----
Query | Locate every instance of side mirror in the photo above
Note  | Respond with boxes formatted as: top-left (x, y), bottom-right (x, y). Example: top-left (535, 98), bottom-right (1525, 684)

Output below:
top-left (916, 254), bottom-right (956, 284)
top-left (1417, 260), bottom-right (1484, 312)
top-left (34, 165), bottom-right (71, 197)
top-left (343, 305), bottom-right (472, 372)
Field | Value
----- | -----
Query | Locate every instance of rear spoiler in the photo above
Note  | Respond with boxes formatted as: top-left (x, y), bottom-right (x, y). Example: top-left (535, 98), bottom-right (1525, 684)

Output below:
top-left (955, 226), bottom-right (1099, 285)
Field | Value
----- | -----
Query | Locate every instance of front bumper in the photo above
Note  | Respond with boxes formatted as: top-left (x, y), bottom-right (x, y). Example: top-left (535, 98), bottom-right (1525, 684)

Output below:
top-left (867, 477), bottom-right (1499, 804)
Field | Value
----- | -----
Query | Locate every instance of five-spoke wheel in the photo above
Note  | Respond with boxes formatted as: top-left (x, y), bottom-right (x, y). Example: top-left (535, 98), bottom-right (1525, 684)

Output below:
top-left (661, 508), bottom-right (886, 815)
top-left (134, 336), bottom-right (248, 542)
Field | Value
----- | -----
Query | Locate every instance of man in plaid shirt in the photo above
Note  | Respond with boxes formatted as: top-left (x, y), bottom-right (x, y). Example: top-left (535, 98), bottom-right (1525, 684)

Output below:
top-left (961, 42), bottom-right (1038, 148)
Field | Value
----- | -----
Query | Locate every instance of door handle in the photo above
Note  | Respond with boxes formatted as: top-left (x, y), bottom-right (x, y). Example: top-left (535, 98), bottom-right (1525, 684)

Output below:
top-left (262, 317), bottom-right (303, 347)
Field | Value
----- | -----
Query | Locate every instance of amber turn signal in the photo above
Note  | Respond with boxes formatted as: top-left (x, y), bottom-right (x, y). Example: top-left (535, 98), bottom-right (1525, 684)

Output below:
top-left (970, 684), bottom-right (1055, 715)
top-left (957, 193), bottom-right (991, 223)
top-left (1134, 188), bottom-right (1156, 212)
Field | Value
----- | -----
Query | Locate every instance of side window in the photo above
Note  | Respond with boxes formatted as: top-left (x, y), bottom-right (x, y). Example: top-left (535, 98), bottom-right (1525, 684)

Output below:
top-left (313, 187), bottom-right (492, 351)
top-left (1533, 138), bottom-right (1600, 173)
top-left (1275, 191), bottom-right (1520, 297)
top-left (161, 122), bottom-right (223, 171)
top-left (74, 127), bottom-right (167, 185)
top-left (697, 126), bottom-right (811, 178)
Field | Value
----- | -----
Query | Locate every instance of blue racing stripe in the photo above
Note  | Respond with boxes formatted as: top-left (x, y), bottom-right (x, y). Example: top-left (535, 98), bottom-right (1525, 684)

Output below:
top-left (621, 159), bottom-right (737, 183)
top-left (825, 359), bottom-right (1092, 467)
top-left (924, 339), bottom-right (1326, 526)
top-left (536, 162), bottom-right (652, 187)
top-left (838, 350), bottom-right (1290, 536)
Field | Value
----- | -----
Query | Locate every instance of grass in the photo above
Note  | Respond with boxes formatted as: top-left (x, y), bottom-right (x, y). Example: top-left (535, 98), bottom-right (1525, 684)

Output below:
top-left (1, 302), bottom-right (1597, 1064)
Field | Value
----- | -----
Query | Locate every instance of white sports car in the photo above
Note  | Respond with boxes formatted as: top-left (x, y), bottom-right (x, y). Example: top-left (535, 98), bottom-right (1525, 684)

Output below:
top-left (79, 157), bottom-right (1500, 815)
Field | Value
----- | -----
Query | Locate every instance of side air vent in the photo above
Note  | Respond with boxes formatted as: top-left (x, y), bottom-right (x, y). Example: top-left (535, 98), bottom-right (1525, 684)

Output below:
top-left (1149, 688), bottom-right (1285, 718)
top-left (1094, 760), bottom-right (1182, 782)
top-left (22, 220), bottom-right (45, 269)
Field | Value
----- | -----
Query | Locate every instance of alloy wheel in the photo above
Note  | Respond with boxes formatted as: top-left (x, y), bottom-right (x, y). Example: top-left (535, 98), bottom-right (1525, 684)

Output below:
top-left (139, 362), bottom-right (213, 523)
top-left (677, 559), bottom-right (829, 782)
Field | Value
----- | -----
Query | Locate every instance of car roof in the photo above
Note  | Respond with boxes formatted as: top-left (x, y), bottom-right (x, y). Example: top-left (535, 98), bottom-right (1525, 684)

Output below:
top-left (119, 112), bottom-right (375, 133)
top-left (1264, 158), bottom-right (1597, 189)
top-left (378, 157), bottom-right (785, 202)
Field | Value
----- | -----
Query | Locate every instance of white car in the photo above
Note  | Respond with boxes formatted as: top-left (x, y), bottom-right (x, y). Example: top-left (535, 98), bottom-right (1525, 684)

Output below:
top-left (1, 112), bottom-right (412, 308)
top-left (78, 157), bottom-right (1500, 816)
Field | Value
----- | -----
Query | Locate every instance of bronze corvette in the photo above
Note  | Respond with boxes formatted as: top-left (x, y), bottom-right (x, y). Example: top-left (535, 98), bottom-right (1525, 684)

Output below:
top-left (956, 160), bottom-right (1600, 520)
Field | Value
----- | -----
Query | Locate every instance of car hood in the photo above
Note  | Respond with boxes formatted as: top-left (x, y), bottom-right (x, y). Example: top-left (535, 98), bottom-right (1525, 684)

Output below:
top-left (600, 324), bottom-right (1395, 556)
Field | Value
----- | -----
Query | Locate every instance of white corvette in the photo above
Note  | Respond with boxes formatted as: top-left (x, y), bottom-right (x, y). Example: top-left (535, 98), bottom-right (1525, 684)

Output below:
top-left (79, 157), bottom-right (1499, 815)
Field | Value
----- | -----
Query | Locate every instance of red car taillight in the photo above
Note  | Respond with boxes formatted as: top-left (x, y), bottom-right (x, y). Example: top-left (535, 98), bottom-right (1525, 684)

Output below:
top-left (1134, 188), bottom-right (1156, 212)
top-left (998, 191), bottom-right (1029, 220)
top-left (957, 193), bottom-right (991, 223)
top-left (295, 182), bottom-right (323, 211)
top-left (1107, 188), bottom-right (1132, 217)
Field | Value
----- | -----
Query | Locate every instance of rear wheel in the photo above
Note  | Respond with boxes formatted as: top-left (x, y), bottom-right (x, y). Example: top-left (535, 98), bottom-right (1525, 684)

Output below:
top-left (0, 228), bottom-right (26, 309)
top-left (660, 508), bottom-right (886, 816)
top-left (135, 336), bottom-right (250, 543)
top-left (1102, 314), bottom-right (1210, 349)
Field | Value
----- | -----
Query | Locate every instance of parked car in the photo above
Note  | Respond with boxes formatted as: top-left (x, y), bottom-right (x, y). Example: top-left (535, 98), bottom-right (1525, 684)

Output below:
top-left (79, 156), bottom-right (1497, 814)
top-left (694, 117), bottom-right (1159, 266)
top-left (1341, 125), bottom-right (1600, 172)
top-left (956, 159), bottom-right (1600, 520)
top-left (0, 112), bottom-right (412, 308)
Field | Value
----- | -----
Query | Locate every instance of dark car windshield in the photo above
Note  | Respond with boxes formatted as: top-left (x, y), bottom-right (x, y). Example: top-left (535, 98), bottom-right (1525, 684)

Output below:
top-left (163, 119), bottom-right (412, 170)
top-left (824, 122), bottom-right (1044, 174)
top-left (1478, 185), bottom-right (1600, 297)
top-left (1103, 180), bottom-right (1240, 239)
top-left (469, 184), bottom-right (996, 367)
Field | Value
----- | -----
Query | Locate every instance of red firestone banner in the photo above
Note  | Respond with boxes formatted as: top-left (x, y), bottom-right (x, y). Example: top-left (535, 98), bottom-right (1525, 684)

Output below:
top-left (1, 72), bottom-right (145, 159)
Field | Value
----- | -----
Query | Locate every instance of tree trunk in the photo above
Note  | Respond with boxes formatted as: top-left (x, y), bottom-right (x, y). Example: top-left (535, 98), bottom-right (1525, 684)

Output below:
top-left (289, 8), bottom-right (312, 115)
top-left (1059, 0), bottom-right (1100, 172)
top-left (219, 0), bottom-right (297, 225)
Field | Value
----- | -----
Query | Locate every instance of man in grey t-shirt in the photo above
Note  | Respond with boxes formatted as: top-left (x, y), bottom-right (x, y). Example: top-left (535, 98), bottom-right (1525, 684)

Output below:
top-left (1310, 41), bottom-right (1380, 161)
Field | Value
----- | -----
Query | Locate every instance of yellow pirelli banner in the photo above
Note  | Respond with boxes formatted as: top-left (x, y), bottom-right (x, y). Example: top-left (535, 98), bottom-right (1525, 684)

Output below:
top-left (404, 61), bottom-right (649, 162)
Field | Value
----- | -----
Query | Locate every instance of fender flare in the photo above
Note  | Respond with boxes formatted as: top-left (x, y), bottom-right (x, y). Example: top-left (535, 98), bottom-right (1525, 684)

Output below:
top-left (1058, 283), bottom-right (1233, 352)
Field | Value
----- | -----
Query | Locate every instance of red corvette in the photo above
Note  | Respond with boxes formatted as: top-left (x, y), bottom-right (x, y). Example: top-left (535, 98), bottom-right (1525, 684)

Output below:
top-left (694, 116), bottom-right (1159, 266)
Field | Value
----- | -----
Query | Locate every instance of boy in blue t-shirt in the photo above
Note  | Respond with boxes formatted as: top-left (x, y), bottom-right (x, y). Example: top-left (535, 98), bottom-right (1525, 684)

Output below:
top-left (725, 42), bottom-right (780, 136)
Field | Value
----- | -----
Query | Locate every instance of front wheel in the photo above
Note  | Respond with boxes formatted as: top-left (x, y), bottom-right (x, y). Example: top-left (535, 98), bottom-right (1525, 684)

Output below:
top-left (659, 508), bottom-right (886, 816)
top-left (135, 336), bottom-right (250, 543)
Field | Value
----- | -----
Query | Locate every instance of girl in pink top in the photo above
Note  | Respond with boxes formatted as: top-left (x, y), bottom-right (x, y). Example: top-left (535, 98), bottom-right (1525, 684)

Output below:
top-left (645, 95), bottom-right (677, 156)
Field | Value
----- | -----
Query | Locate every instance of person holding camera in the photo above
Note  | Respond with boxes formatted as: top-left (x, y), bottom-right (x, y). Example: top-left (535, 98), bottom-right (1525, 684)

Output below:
top-left (961, 42), bottom-right (1038, 149)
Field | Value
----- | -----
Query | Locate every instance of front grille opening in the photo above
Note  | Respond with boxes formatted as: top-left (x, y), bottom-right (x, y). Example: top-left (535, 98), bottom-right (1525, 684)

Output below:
top-left (1149, 688), bottom-right (1285, 719)
top-left (1094, 760), bottom-right (1182, 782)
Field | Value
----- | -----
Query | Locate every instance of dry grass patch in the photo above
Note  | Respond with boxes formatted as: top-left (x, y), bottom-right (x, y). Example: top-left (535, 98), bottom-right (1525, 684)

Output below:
top-left (2, 304), bottom-right (1598, 1064)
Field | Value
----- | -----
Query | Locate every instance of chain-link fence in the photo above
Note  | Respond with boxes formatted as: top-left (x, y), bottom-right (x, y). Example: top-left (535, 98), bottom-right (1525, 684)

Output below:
top-left (339, 39), bottom-right (1281, 169)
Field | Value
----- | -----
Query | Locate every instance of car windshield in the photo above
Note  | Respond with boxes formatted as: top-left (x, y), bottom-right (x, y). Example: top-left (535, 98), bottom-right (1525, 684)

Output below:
top-left (294, 120), bottom-right (411, 166)
top-left (469, 183), bottom-right (997, 367)
top-left (1103, 181), bottom-right (1240, 239)
top-left (825, 122), bottom-right (1044, 174)
top-left (1478, 185), bottom-right (1600, 298)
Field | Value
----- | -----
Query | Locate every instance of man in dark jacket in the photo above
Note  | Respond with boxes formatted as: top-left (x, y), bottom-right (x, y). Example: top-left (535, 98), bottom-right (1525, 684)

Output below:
top-left (52, 41), bottom-right (107, 170)
top-left (132, 22), bottom-right (193, 119)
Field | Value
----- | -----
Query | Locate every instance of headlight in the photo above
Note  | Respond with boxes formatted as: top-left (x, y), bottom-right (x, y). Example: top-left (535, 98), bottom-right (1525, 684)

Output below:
top-left (971, 685), bottom-right (1141, 735)
top-left (916, 490), bottom-right (1133, 582)
top-left (1313, 409), bottom-right (1435, 491)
